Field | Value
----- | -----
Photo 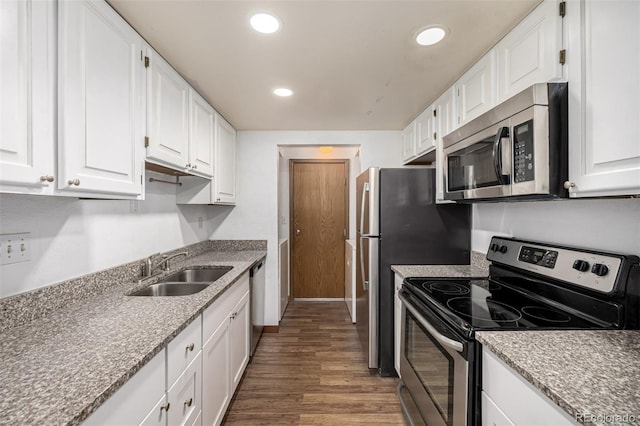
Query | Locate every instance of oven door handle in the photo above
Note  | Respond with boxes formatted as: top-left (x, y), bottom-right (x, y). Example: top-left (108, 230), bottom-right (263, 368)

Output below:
top-left (492, 126), bottom-right (510, 185)
top-left (399, 292), bottom-right (464, 353)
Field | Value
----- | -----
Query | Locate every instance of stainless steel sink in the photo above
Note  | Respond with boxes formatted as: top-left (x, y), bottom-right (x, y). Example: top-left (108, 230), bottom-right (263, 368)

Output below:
top-left (162, 266), bottom-right (232, 283)
top-left (129, 282), bottom-right (210, 297)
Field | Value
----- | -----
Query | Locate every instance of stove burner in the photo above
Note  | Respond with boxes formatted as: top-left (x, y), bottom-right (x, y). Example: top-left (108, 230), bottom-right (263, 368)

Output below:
top-left (427, 281), bottom-right (471, 295)
top-left (447, 298), bottom-right (522, 323)
top-left (521, 306), bottom-right (572, 323)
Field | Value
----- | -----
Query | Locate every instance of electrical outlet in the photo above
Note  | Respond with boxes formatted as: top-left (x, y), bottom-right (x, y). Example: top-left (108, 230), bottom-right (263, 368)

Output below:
top-left (0, 233), bottom-right (31, 265)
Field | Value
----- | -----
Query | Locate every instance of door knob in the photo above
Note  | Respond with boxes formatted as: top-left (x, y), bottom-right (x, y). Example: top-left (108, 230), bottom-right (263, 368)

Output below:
top-left (296, 229), bottom-right (301, 236)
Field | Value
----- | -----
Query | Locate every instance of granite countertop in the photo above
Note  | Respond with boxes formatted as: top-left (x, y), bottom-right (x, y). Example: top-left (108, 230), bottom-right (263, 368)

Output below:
top-left (477, 330), bottom-right (640, 425)
top-left (391, 251), bottom-right (490, 279)
top-left (0, 247), bottom-right (266, 426)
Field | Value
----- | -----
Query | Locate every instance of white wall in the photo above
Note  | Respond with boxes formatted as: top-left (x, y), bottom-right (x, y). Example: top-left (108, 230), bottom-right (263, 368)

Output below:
top-left (210, 130), bottom-right (402, 325)
top-left (473, 198), bottom-right (640, 255)
top-left (0, 172), bottom-right (216, 298)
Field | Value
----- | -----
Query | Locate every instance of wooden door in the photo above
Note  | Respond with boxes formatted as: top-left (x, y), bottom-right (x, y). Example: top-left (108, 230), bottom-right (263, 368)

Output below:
top-left (291, 160), bottom-right (348, 298)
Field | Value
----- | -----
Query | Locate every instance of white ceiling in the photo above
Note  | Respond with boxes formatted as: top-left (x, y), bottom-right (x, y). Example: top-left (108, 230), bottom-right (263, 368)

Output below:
top-left (108, 0), bottom-right (541, 131)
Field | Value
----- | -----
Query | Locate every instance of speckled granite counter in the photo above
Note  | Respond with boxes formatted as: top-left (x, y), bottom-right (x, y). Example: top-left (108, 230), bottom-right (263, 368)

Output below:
top-left (391, 251), bottom-right (490, 279)
top-left (477, 330), bottom-right (640, 425)
top-left (0, 243), bottom-right (266, 426)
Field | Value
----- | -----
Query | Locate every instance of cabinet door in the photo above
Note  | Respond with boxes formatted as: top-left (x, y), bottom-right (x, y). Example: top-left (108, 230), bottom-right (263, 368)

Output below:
top-left (58, 0), bottom-right (143, 197)
top-left (401, 121), bottom-right (416, 162)
top-left (229, 290), bottom-right (250, 392)
top-left (415, 108), bottom-right (436, 156)
top-left (434, 88), bottom-right (456, 203)
top-left (496, 0), bottom-right (563, 103)
top-left (140, 394), bottom-right (169, 426)
top-left (202, 319), bottom-right (231, 426)
top-left (482, 392), bottom-right (515, 426)
top-left (189, 89), bottom-right (215, 178)
top-left (566, 0), bottom-right (640, 197)
top-left (146, 49), bottom-right (190, 171)
top-left (213, 114), bottom-right (236, 204)
top-left (167, 352), bottom-right (202, 426)
top-left (0, 0), bottom-right (55, 194)
top-left (456, 50), bottom-right (497, 126)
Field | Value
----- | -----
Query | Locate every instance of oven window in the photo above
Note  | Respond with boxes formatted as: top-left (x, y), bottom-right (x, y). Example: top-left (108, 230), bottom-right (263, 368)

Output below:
top-left (447, 136), bottom-right (500, 191)
top-left (405, 311), bottom-right (455, 425)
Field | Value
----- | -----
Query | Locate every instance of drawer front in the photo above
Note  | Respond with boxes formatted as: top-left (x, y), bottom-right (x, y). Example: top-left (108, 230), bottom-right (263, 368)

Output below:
top-left (140, 394), bottom-right (168, 426)
top-left (203, 273), bottom-right (250, 343)
top-left (482, 391), bottom-right (514, 426)
top-left (168, 352), bottom-right (202, 426)
top-left (168, 317), bottom-right (202, 387)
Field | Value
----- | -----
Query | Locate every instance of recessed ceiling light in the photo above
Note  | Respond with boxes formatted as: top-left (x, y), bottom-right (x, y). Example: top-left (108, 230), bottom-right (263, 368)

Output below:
top-left (273, 88), bottom-right (293, 97)
top-left (416, 26), bottom-right (446, 46)
top-left (250, 13), bottom-right (281, 34)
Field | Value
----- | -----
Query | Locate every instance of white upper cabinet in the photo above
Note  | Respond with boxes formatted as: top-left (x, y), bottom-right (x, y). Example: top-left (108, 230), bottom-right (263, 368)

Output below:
top-left (455, 50), bottom-right (497, 126)
top-left (434, 88), bottom-right (456, 203)
top-left (214, 114), bottom-right (236, 204)
top-left (401, 121), bottom-right (416, 162)
top-left (189, 89), bottom-right (215, 178)
top-left (0, 0), bottom-right (56, 194)
top-left (416, 108), bottom-right (436, 156)
top-left (58, 0), bottom-right (144, 198)
top-left (565, 0), bottom-right (640, 197)
top-left (146, 48), bottom-right (190, 171)
top-left (496, 0), bottom-right (563, 103)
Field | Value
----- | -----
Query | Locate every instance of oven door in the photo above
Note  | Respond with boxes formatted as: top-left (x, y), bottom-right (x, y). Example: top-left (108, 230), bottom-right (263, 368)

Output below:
top-left (399, 289), bottom-right (469, 426)
top-left (443, 119), bottom-right (512, 201)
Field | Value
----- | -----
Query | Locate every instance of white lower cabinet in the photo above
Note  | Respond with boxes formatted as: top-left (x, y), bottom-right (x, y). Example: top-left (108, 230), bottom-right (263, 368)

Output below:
top-left (482, 347), bottom-right (576, 425)
top-left (201, 272), bottom-right (250, 426)
top-left (140, 395), bottom-right (169, 426)
top-left (167, 352), bottom-right (202, 426)
top-left (393, 273), bottom-right (402, 377)
top-left (83, 350), bottom-right (166, 425)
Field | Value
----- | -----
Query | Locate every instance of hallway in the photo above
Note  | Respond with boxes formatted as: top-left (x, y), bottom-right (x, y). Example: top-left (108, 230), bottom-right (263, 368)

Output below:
top-left (222, 301), bottom-right (405, 425)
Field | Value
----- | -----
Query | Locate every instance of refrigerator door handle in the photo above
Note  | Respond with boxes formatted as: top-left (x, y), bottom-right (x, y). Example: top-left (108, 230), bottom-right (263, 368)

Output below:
top-left (359, 235), bottom-right (367, 293)
top-left (359, 182), bottom-right (369, 234)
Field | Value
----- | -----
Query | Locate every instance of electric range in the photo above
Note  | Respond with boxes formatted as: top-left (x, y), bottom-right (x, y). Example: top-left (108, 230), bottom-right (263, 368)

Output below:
top-left (397, 236), bottom-right (640, 426)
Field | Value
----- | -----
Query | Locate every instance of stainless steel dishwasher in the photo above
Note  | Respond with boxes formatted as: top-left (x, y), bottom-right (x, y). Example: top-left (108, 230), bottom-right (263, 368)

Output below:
top-left (249, 259), bottom-right (265, 356)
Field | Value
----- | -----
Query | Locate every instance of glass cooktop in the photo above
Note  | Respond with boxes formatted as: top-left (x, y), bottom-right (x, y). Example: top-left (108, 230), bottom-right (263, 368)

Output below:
top-left (403, 277), bottom-right (608, 336)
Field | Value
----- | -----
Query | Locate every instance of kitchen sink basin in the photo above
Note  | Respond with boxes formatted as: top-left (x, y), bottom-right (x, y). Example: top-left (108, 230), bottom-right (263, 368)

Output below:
top-left (129, 282), bottom-right (210, 297)
top-left (161, 266), bottom-right (232, 283)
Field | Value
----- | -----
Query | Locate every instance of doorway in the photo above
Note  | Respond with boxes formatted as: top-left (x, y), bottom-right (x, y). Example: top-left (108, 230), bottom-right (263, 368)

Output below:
top-left (290, 160), bottom-right (348, 299)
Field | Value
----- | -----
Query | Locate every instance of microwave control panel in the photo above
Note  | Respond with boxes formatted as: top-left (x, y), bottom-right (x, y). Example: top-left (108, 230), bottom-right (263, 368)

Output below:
top-left (513, 119), bottom-right (534, 183)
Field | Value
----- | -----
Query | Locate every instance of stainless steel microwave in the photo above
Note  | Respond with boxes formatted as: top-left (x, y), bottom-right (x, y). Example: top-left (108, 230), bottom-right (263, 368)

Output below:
top-left (443, 83), bottom-right (568, 201)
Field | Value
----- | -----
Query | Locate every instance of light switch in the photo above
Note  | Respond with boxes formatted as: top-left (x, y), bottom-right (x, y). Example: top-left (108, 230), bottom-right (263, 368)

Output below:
top-left (0, 233), bottom-right (31, 265)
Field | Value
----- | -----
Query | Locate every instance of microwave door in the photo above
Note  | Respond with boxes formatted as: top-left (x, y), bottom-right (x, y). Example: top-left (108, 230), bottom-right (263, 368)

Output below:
top-left (444, 120), bottom-right (512, 200)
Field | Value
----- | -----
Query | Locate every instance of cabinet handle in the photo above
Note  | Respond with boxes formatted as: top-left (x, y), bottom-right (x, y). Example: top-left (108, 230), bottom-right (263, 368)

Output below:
top-left (186, 343), bottom-right (194, 352)
top-left (40, 175), bottom-right (55, 183)
top-left (160, 403), bottom-right (170, 412)
top-left (192, 164), bottom-right (197, 169)
top-left (563, 181), bottom-right (576, 189)
top-left (68, 179), bottom-right (80, 186)
top-left (186, 163), bottom-right (191, 168)
top-left (184, 398), bottom-right (193, 408)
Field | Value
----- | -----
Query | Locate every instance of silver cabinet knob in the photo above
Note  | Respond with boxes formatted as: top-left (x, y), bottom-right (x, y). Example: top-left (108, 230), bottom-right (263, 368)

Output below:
top-left (68, 179), bottom-right (80, 186)
top-left (563, 181), bottom-right (576, 189)
top-left (40, 175), bottom-right (55, 182)
top-left (186, 343), bottom-right (194, 352)
top-left (184, 398), bottom-right (193, 408)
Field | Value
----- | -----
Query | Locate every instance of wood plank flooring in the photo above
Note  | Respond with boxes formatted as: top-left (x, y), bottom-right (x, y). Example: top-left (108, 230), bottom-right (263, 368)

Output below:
top-left (222, 301), bottom-right (405, 425)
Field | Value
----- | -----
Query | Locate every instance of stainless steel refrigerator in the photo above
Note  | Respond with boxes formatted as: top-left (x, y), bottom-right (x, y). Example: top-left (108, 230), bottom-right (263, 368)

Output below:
top-left (356, 167), bottom-right (471, 376)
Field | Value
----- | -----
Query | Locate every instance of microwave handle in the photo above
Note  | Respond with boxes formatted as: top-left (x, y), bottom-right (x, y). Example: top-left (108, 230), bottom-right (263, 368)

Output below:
top-left (492, 126), bottom-right (510, 184)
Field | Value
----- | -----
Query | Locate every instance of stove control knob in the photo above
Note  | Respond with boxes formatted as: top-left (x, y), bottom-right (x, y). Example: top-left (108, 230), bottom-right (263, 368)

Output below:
top-left (591, 263), bottom-right (609, 277)
top-left (490, 243), bottom-right (500, 252)
top-left (572, 259), bottom-right (590, 272)
top-left (498, 245), bottom-right (508, 254)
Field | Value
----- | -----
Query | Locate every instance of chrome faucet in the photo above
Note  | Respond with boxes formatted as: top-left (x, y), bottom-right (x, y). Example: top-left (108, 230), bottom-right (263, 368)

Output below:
top-left (142, 251), bottom-right (189, 277)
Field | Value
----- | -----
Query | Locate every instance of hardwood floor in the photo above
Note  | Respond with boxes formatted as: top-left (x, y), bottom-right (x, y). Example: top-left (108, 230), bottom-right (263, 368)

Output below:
top-left (222, 301), bottom-right (405, 425)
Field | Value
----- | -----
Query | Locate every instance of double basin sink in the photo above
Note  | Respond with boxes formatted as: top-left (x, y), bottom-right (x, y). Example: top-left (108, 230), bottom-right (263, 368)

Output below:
top-left (130, 266), bottom-right (232, 296)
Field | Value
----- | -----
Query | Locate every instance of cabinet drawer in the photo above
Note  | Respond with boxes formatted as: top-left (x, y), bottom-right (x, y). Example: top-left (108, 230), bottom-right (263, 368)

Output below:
top-left (168, 352), bottom-right (202, 426)
top-left (168, 318), bottom-right (202, 387)
top-left (482, 391), bottom-right (514, 426)
top-left (482, 348), bottom-right (575, 425)
top-left (139, 394), bottom-right (168, 426)
top-left (203, 273), bottom-right (250, 343)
